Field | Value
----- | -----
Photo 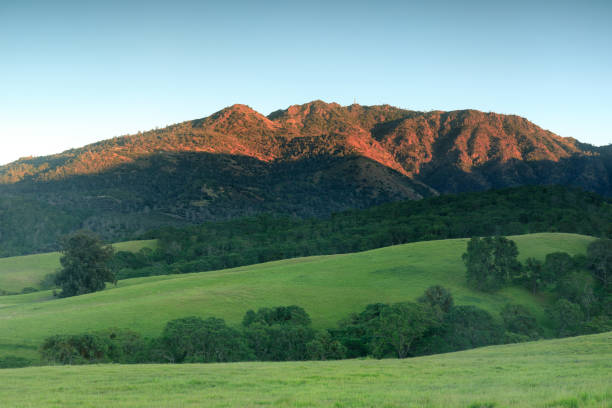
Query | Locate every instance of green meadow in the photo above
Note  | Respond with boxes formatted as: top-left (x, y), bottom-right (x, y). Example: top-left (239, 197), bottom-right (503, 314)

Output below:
top-left (1, 332), bottom-right (610, 408)
top-left (0, 240), bottom-right (157, 293)
top-left (0, 233), bottom-right (594, 362)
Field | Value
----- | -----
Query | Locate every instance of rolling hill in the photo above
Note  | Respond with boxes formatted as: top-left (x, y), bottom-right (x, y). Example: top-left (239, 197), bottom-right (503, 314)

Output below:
top-left (0, 233), bottom-right (595, 362)
top-left (0, 101), bottom-right (610, 256)
top-left (0, 240), bottom-right (157, 293)
top-left (1, 332), bottom-right (609, 407)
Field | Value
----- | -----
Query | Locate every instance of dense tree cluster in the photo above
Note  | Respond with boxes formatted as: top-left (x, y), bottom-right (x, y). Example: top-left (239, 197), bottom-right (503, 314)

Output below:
top-left (104, 186), bottom-right (612, 281)
top-left (463, 237), bottom-right (612, 337)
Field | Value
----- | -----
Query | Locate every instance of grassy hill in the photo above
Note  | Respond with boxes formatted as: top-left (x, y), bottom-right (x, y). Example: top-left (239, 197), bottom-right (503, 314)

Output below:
top-left (0, 240), bottom-right (157, 293)
top-left (1, 331), bottom-right (609, 407)
top-left (0, 233), bottom-right (594, 362)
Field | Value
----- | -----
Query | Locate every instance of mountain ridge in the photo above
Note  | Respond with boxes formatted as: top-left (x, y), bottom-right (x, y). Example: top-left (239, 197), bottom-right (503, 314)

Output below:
top-left (1, 101), bottom-right (602, 187)
top-left (0, 101), bottom-right (610, 256)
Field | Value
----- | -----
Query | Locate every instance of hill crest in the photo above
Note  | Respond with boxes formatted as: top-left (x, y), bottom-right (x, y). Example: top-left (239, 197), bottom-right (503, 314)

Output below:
top-left (0, 101), bottom-right (600, 184)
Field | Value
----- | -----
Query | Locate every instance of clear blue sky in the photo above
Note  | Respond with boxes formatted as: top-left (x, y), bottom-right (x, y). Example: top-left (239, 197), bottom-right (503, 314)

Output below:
top-left (1, 0), bottom-right (610, 165)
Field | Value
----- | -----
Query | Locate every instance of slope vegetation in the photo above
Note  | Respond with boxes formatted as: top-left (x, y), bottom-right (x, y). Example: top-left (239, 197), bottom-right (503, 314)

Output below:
top-left (0, 233), bottom-right (594, 361)
top-left (0, 101), bottom-right (610, 256)
top-left (1, 332), bottom-right (610, 407)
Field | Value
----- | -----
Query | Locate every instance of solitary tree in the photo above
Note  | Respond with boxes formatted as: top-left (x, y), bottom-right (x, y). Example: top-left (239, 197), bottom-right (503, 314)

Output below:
top-left (55, 231), bottom-right (115, 297)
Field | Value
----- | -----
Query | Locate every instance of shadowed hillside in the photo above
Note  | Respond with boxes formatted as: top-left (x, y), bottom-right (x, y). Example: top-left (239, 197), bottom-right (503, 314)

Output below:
top-left (0, 101), bottom-right (609, 255)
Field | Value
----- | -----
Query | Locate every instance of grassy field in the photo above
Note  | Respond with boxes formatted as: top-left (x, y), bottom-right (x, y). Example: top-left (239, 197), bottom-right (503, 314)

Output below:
top-left (0, 332), bottom-right (609, 407)
top-left (0, 240), bottom-right (158, 293)
top-left (0, 233), bottom-right (594, 362)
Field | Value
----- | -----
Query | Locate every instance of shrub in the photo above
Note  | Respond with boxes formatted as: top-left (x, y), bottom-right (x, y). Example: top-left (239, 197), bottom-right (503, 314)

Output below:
top-left (501, 304), bottom-right (539, 339)
top-left (306, 331), bottom-right (346, 360)
top-left (442, 306), bottom-right (504, 351)
top-left (0, 355), bottom-right (32, 368)
top-left (548, 299), bottom-right (584, 337)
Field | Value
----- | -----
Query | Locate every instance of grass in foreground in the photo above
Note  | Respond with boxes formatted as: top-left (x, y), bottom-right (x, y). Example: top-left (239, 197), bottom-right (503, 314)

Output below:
top-left (1, 332), bottom-right (610, 408)
top-left (0, 233), bottom-right (594, 361)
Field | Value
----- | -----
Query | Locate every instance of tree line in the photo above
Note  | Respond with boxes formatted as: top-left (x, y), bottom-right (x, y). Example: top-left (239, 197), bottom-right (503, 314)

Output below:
top-left (38, 287), bottom-right (549, 366)
top-left (107, 185), bottom-right (612, 280)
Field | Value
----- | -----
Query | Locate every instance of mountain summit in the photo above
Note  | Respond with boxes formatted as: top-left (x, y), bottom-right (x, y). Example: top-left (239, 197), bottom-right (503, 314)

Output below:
top-left (0, 101), bottom-right (610, 254)
top-left (1, 101), bottom-right (605, 189)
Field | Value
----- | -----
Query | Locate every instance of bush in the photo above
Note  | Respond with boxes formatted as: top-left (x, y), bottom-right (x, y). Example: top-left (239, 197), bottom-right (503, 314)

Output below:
top-left (442, 306), bottom-right (504, 351)
top-left (0, 355), bottom-right (32, 368)
top-left (243, 324), bottom-right (315, 361)
top-left (41, 334), bottom-right (111, 364)
top-left (581, 315), bottom-right (612, 334)
top-left (548, 299), bottom-right (584, 337)
top-left (306, 331), bottom-right (346, 360)
top-left (418, 285), bottom-right (454, 315)
top-left (501, 304), bottom-right (539, 339)
top-left (242, 305), bottom-right (311, 327)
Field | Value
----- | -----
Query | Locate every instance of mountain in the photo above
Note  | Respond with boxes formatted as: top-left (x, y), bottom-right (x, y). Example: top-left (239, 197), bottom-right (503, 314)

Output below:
top-left (0, 101), bottom-right (610, 255)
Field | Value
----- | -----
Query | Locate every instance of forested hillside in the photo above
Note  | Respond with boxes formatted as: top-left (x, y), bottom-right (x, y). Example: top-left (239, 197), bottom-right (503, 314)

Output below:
top-left (0, 101), bottom-right (610, 256)
top-left (114, 186), bottom-right (612, 278)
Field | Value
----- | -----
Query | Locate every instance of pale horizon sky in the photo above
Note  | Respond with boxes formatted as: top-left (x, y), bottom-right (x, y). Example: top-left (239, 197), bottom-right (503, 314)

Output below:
top-left (1, 0), bottom-right (611, 165)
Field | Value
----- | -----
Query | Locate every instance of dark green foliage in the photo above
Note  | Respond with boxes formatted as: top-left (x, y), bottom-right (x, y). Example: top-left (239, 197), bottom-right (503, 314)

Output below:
top-left (418, 285), bottom-right (454, 315)
top-left (160, 316), bottom-right (251, 363)
top-left (306, 331), bottom-right (346, 360)
top-left (581, 315), bottom-right (612, 334)
top-left (0, 196), bottom-right (86, 257)
top-left (41, 333), bottom-right (112, 364)
top-left (333, 303), bottom-right (388, 358)
top-left (334, 302), bottom-right (440, 359)
top-left (40, 329), bottom-right (146, 365)
top-left (369, 302), bottom-right (439, 359)
top-left (98, 328), bottom-right (149, 364)
top-left (587, 238), bottom-right (612, 289)
top-left (241, 305), bottom-right (311, 327)
top-left (556, 272), bottom-right (597, 319)
top-left (241, 306), bottom-right (315, 361)
top-left (0, 355), bottom-right (33, 369)
top-left (39, 273), bottom-right (59, 290)
top-left (515, 258), bottom-right (548, 295)
top-left (441, 306), bottom-right (504, 351)
top-left (96, 186), bottom-right (612, 279)
top-left (55, 231), bottom-right (115, 297)
top-left (243, 324), bottom-right (316, 361)
top-left (501, 304), bottom-right (539, 339)
top-left (543, 252), bottom-right (575, 284)
top-left (548, 299), bottom-right (585, 338)
top-left (463, 236), bottom-right (521, 292)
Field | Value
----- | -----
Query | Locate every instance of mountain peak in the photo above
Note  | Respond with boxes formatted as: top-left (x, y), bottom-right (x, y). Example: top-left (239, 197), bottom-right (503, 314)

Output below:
top-left (0, 101), bottom-right (608, 198)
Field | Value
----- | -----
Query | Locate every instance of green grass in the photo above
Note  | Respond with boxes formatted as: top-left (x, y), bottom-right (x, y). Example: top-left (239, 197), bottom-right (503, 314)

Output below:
top-left (0, 240), bottom-right (158, 293)
top-left (1, 332), bottom-right (610, 407)
top-left (0, 233), bottom-right (594, 362)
